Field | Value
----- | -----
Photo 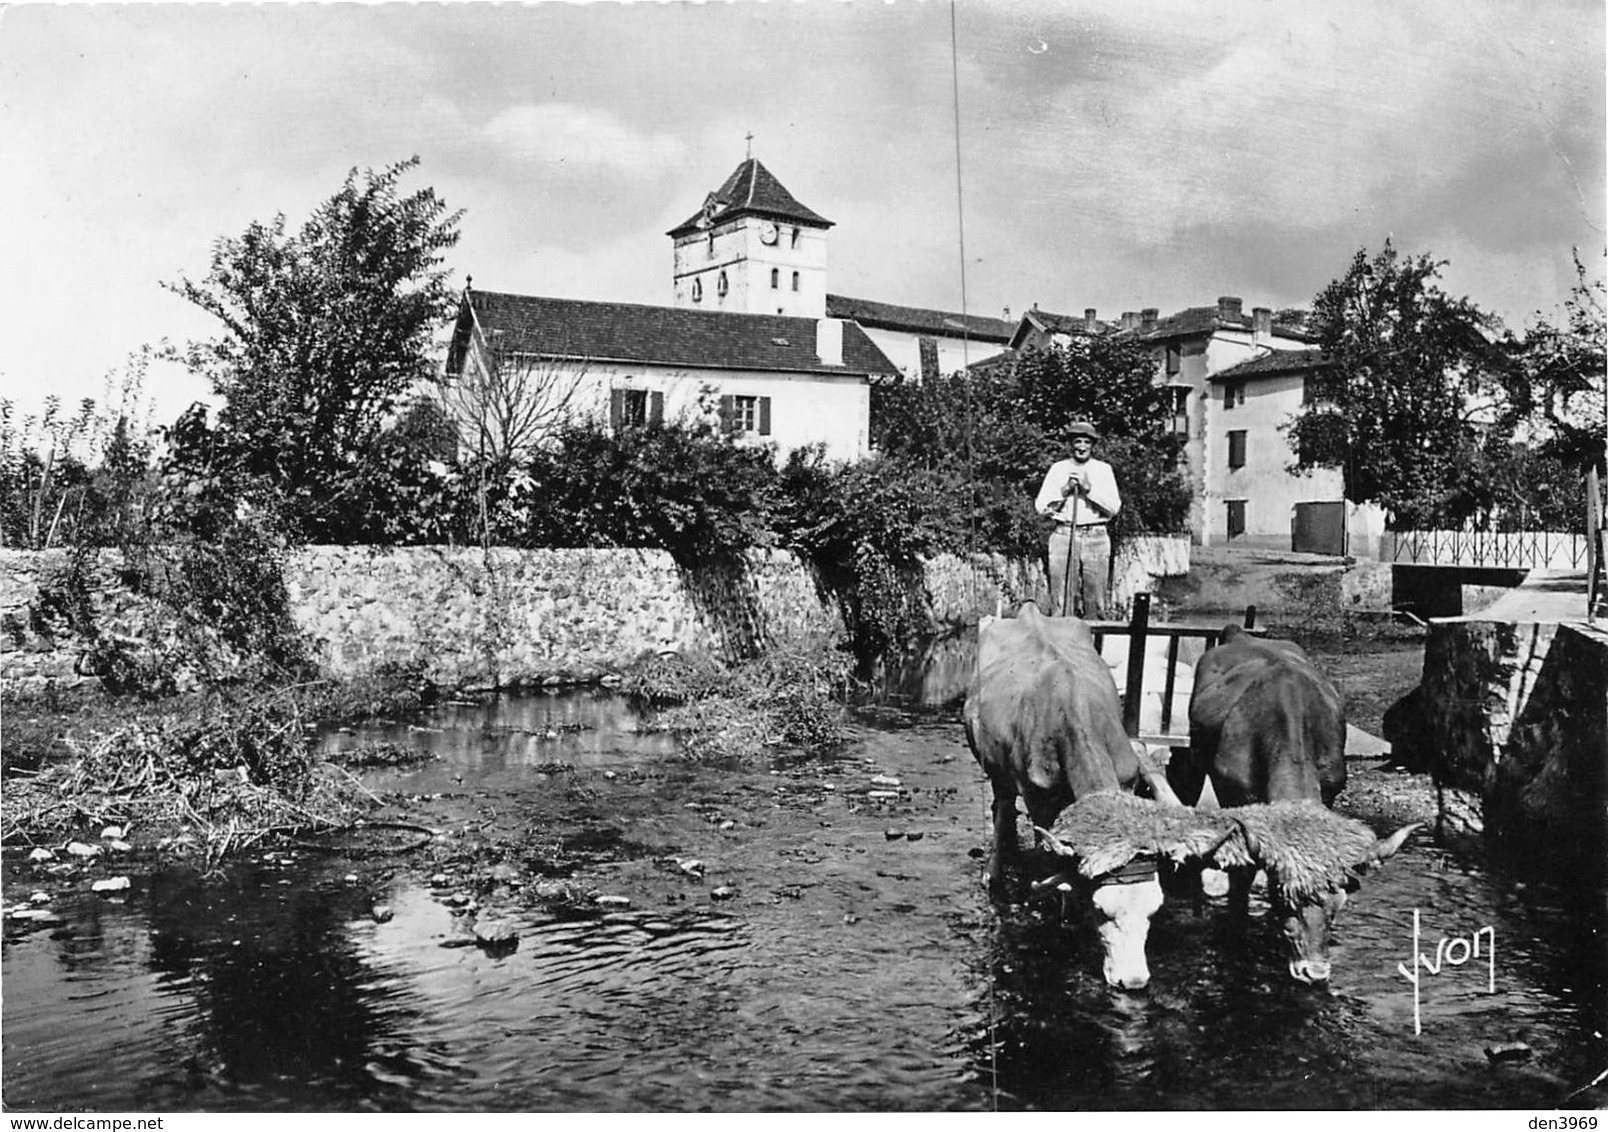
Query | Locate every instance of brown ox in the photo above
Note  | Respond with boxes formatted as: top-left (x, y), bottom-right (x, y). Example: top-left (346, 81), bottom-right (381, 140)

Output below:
top-left (963, 603), bottom-right (1166, 990)
top-left (1175, 625), bottom-right (1417, 983)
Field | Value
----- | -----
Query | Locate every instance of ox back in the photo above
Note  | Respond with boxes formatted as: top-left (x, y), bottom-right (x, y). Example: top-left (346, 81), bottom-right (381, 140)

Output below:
top-left (964, 603), bottom-right (1140, 834)
top-left (1179, 625), bottom-right (1346, 808)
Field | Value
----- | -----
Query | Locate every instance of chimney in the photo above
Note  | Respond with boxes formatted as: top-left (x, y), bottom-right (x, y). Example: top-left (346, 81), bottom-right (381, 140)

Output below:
top-left (1252, 306), bottom-right (1273, 343)
top-left (1141, 307), bottom-right (1159, 333)
top-left (1217, 295), bottom-right (1244, 323)
top-left (816, 317), bottom-right (844, 366)
top-left (1084, 307), bottom-right (1099, 333)
top-left (1002, 305), bottom-right (1012, 323)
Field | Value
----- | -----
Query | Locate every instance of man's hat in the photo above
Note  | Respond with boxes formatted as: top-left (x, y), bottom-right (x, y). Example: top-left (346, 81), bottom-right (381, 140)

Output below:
top-left (1068, 420), bottom-right (1101, 440)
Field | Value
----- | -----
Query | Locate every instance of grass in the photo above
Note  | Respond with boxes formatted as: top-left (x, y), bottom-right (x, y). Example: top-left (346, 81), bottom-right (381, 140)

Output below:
top-left (1, 667), bottom-right (436, 868)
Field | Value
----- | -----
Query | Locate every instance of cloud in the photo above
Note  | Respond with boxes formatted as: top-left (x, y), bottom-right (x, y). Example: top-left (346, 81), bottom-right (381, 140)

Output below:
top-left (481, 104), bottom-right (686, 177)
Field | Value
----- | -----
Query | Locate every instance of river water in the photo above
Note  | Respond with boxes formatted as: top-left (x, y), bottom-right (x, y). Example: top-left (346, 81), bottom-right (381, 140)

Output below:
top-left (4, 649), bottom-right (1605, 1111)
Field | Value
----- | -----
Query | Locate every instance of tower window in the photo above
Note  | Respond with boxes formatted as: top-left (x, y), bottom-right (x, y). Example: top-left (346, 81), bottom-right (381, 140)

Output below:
top-left (706, 231), bottom-right (715, 259)
top-left (790, 227), bottom-right (800, 248)
top-left (717, 271), bottom-right (728, 298)
top-left (791, 271), bottom-right (799, 292)
top-left (691, 278), bottom-right (703, 302)
top-left (770, 268), bottom-right (779, 289)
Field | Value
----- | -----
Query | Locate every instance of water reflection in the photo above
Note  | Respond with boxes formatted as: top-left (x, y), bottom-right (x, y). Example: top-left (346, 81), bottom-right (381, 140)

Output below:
top-left (319, 688), bottom-right (683, 772)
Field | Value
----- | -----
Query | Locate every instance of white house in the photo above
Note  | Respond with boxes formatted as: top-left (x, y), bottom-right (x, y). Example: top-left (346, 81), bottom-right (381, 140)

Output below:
top-left (1130, 297), bottom-right (1383, 554)
top-left (443, 289), bottom-right (894, 463)
top-left (825, 294), bottom-right (1013, 383)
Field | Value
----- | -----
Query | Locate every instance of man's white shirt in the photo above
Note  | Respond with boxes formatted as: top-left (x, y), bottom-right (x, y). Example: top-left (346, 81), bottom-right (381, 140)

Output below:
top-left (1035, 457), bottom-right (1121, 525)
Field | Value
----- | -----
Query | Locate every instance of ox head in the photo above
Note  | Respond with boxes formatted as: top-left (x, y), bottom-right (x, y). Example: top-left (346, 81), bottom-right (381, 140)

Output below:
top-left (1242, 821), bottom-right (1420, 984)
top-left (1036, 830), bottom-right (1164, 991)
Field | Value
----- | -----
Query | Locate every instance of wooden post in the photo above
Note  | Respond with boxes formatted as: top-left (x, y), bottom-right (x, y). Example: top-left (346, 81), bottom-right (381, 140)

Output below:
top-left (1122, 592), bottom-right (1150, 737)
top-left (1243, 604), bottom-right (1257, 630)
top-left (1588, 465), bottom-right (1603, 623)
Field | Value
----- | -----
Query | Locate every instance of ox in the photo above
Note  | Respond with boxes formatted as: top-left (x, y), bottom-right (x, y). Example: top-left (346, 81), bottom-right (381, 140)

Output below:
top-left (963, 603), bottom-right (1167, 990)
top-left (1175, 625), bottom-right (1417, 983)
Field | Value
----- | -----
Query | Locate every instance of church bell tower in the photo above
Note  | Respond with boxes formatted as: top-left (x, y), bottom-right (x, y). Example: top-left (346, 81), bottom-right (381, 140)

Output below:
top-left (668, 157), bottom-right (832, 318)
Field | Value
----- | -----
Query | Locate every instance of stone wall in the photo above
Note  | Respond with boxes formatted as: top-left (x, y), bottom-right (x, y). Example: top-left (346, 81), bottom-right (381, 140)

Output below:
top-left (1409, 617), bottom-right (1608, 859)
top-left (2, 538), bottom-right (1190, 694)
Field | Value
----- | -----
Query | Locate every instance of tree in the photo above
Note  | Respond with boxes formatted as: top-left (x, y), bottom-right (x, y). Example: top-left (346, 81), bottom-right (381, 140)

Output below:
top-left (435, 348), bottom-right (589, 464)
top-left (1288, 241), bottom-right (1521, 528)
top-left (166, 157), bottom-right (462, 540)
top-left (872, 337), bottom-right (1189, 553)
top-left (1516, 249), bottom-right (1606, 473)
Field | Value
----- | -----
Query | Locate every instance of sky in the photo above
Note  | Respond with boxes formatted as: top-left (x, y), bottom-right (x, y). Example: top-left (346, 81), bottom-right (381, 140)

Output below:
top-left (2, 0), bottom-right (1604, 431)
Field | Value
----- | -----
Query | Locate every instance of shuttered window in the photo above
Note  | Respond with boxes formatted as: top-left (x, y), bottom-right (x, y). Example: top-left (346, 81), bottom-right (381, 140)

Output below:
top-left (918, 337), bottom-right (939, 383)
top-left (1227, 499), bottom-right (1246, 539)
top-left (718, 394), bottom-right (772, 437)
top-left (1228, 429), bottom-right (1247, 469)
top-left (610, 388), bottom-right (663, 432)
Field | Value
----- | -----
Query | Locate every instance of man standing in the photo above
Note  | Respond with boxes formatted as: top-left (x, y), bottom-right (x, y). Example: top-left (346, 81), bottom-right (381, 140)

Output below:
top-left (1034, 420), bottom-right (1122, 618)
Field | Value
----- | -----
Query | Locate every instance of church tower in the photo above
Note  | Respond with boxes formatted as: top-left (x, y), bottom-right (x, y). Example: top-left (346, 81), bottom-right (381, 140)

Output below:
top-left (668, 158), bottom-right (832, 318)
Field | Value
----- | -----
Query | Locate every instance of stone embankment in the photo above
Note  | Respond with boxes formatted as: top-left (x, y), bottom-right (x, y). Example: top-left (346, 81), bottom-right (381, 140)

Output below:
top-left (1387, 616), bottom-right (1607, 862)
top-left (1, 538), bottom-right (1191, 694)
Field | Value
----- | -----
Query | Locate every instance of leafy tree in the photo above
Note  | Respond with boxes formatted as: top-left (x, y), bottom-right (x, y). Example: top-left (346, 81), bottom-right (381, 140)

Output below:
top-left (1007, 336), bottom-right (1177, 444)
top-left (873, 339), bottom-right (1189, 555)
top-left (166, 157), bottom-right (462, 541)
top-left (1516, 249), bottom-right (1606, 474)
top-left (1289, 240), bottom-right (1522, 527)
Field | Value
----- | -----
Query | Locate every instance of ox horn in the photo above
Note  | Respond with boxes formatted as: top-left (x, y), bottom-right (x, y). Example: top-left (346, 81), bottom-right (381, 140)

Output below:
top-left (1361, 822), bottom-right (1422, 869)
top-left (1033, 825), bottom-right (1078, 859)
top-left (1208, 815), bottom-right (1257, 868)
top-left (1130, 741), bottom-right (1183, 807)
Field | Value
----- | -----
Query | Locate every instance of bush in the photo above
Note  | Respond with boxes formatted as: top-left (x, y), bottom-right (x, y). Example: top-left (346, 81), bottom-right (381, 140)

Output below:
top-left (776, 448), bottom-right (934, 663)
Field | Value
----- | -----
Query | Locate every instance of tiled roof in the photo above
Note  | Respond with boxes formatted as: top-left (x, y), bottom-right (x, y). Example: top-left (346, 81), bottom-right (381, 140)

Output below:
top-left (1025, 310), bottom-right (1099, 335)
top-left (1133, 305), bottom-right (1316, 344)
top-left (668, 159), bottom-right (832, 237)
top-left (1008, 308), bottom-right (1114, 348)
top-left (451, 289), bottom-right (898, 379)
top-left (826, 294), bottom-right (1014, 342)
top-left (1211, 348), bottom-right (1333, 381)
top-left (1138, 305), bottom-right (1241, 340)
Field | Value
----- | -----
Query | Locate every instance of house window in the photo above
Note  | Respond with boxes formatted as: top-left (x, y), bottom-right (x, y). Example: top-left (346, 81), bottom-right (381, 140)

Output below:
top-left (791, 271), bottom-right (800, 292)
top-left (1224, 379), bottom-right (1246, 408)
top-left (918, 336), bottom-right (939, 383)
top-left (1168, 386), bottom-right (1189, 436)
top-left (610, 388), bottom-right (664, 431)
top-left (1166, 346), bottom-right (1181, 376)
top-left (1227, 499), bottom-right (1247, 539)
top-left (719, 393), bottom-right (772, 437)
top-left (717, 270), bottom-right (728, 298)
top-left (691, 278), bottom-right (703, 303)
top-left (1228, 429), bottom-right (1247, 469)
top-left (770, 268), bottom-right (779, 289)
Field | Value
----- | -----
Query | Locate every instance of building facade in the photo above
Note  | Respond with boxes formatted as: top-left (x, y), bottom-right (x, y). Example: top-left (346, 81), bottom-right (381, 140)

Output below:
top-left (444, 290), bottom-right (893, 464)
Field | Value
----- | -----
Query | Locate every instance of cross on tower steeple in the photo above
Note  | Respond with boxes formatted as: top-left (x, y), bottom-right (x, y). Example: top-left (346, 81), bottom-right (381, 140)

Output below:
top-left (745, 131), bottom-right (754, 160)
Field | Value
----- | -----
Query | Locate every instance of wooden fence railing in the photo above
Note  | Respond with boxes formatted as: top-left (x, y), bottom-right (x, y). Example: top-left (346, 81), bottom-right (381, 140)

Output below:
top-left (1085, 593), bottom-right (1258, 745)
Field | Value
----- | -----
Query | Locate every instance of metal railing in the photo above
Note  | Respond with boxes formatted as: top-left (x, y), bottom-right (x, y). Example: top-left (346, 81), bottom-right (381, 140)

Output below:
top-left (1388, 528), bottom-right (1590, 570)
